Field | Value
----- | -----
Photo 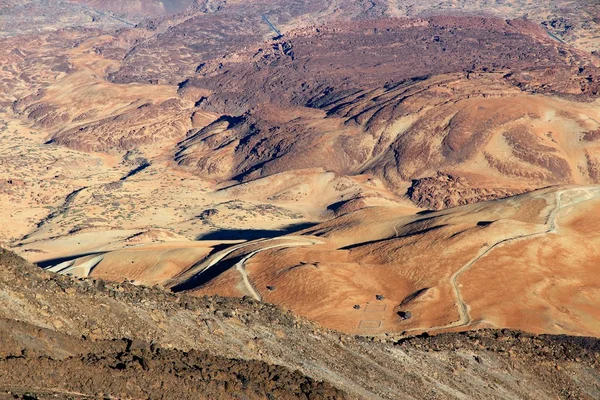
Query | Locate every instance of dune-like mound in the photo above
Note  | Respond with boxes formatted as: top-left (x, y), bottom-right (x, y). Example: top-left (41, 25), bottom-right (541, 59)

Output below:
top-left (46, 99), bottom-right (193, 152)
top-left (50, 186), bottom-right (600, 338)
top-left (199, 186), bottom-right (600, 336)
top-left (174, 70), bottom-right (600, 206)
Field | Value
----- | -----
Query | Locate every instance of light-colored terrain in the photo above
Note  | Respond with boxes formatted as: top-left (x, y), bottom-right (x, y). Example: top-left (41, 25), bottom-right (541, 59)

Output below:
top-left (1, 1), bottom-right (600, 397)
top-left (1, 18), bottom-right (598, 256)
top-left (1, 0), bottom-right (600, 343)
top-left (0, 26), bottom-right (409, 262)
top-left (70, 0), bottom-right (196, 17)
top-left (50, 186), bottom-right (600, 339)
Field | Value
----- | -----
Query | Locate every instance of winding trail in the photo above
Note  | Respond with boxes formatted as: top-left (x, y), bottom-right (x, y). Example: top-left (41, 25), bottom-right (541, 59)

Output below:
top-left (45, 234), bottom-right (323, 298)
top-left (170, 236), bottom-right (323, 299)
top-left (232, 238), bottom-right (323, 300)
top-left (44, 186), bottom-right (600, 337)
top-left (400, 187), bottom-right (600, 334)
top-left (170, 239), bottom-right (268, 287)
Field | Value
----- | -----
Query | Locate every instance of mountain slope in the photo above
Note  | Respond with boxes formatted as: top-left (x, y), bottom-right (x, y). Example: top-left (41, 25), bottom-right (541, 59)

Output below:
top-left (52, 186), bottom-right (600, 338)
top-left (1, 248), bottom-right (600, 399)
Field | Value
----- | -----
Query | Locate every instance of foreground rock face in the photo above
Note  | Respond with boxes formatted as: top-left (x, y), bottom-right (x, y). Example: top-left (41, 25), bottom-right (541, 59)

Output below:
top-left (2, 248), bottom-right (600, 399)
top-left (0, 320), bottom-right (343, 400)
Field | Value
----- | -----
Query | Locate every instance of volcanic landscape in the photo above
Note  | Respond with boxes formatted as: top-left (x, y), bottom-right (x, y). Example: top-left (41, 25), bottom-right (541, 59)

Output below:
top-left (2, 0), bottom-right (600, 398)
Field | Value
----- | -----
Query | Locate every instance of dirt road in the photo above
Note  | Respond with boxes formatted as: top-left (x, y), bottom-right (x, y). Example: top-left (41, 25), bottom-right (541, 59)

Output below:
top-left (404, 187), bottom-right (600, 334)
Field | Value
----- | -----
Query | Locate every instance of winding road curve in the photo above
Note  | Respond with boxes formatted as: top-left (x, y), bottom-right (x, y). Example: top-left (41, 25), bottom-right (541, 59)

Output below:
top-left (232, 237), bottom-right (324, 300)
top-left (45, 186), bottom-right (600, 337)
top-left (170, 236), bottom-right (323, 300)
top-left (46, 236), bottom-right (324, 298)
top-left (402, 187), bottom-right (600, 334)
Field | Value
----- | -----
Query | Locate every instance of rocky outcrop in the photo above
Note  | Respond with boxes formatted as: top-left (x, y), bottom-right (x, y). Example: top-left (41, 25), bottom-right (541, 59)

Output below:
top-left (408, 173), bottom-right (526, 210)
top-left (0, 319), bottom-right (344, 400)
